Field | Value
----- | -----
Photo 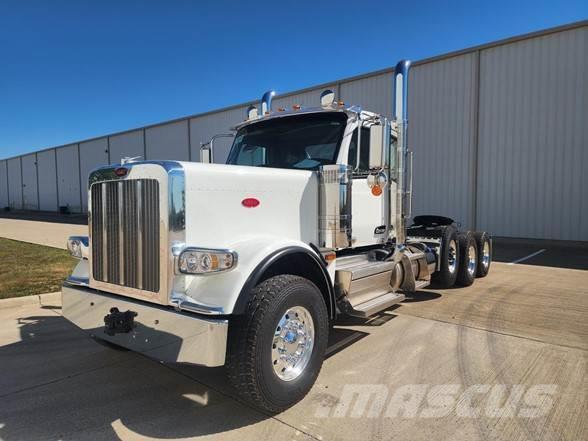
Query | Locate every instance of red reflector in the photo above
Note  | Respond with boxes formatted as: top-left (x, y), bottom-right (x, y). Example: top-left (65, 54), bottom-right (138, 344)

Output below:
top-left (114, 167), bottom-right (128, 177)
top-left (241, 198), bottom-right (260, 208)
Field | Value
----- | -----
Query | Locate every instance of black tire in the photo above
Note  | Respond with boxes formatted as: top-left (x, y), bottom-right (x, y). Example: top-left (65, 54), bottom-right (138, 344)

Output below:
top-left (432, 225), bottom-right (460, 288)
top-left (456, 231), bottom-right (478, 287)
top-left (473, 231), bottom-right (492, 277)
top-left (226, 274), bottom-right (329, 413)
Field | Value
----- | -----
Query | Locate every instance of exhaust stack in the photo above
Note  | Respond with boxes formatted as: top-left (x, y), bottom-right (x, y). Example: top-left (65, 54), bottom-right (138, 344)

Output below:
top-left (392, 59), bottom-right (411, 245)
top-left (261, 90), bottom-right (276, 115)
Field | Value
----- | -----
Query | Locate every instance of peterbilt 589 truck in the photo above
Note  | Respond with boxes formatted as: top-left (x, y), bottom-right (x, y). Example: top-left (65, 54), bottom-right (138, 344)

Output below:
top-left (62, 60), bottom-right (492, 412)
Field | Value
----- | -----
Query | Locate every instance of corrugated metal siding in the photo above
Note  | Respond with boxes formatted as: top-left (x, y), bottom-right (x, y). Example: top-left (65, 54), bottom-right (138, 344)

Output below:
top-left (0, 23), bottom-right (585, 241)
top-left (56, 144), bottom-right (81, 212)
top-left (189, 107), bottom-right (247, 163)
top-left (37, 149), bottom-right (58, 211)
top-left (108, 130), bottom-right (144, 164)
top-left (0, 161), bottom-right (8, 208)
top-left (7, 158), bottom-right (22, 210)
top-left (340, 73), bottom-right (393, 117)
top-left (409, 53), bottom-right (478, 228)
top-left (21, 154), bottom-right (38, 210)
top-left (477, 26), bottom-right (588, 240)
top-left (145, 120), bottom-right (189, 161)
top-left (79, 138), bottom-right (109, 211)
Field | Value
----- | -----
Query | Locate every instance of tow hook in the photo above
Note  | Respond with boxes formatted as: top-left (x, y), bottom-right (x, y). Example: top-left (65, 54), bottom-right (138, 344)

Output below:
top-left (104, 307), bottom-right (138, 336)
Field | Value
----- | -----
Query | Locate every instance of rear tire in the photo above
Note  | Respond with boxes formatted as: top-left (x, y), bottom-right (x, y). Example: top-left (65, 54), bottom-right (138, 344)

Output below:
top-left (456, 231), bottom-right (477, 287)
top-left (432, 225), bottom-right (459, 288)
top-left (473, 231), bottom-right (492, 277)
top-left (226, 274), bottom-right (329, 413)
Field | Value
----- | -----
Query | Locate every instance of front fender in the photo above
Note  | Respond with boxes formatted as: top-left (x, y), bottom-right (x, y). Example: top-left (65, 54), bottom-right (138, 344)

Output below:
top-left (181, 236), bottom-right (319, 315)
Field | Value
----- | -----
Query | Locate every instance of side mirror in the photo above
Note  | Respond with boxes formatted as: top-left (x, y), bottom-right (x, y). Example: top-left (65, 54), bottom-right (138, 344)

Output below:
top-left (368, 125), bottom-right (384, 170)
top-left (199, 133), bottom-right (235, 164)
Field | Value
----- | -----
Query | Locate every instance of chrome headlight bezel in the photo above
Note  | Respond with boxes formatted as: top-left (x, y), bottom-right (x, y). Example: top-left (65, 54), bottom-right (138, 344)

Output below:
top-left (67, 236), bottom-right (89, 260)
top-left (177, 247), bottom-right (238, 275)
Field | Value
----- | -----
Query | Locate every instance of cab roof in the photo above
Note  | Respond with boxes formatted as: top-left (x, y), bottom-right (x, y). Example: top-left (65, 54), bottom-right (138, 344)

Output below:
top-left (232, 105), bottom-right (383, 131)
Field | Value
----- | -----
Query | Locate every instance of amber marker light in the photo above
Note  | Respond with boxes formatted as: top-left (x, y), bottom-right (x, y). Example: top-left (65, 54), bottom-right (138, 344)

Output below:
top-left (324, 252), bottom-right (336, 263)
top-left (371, 185), bottom-right (383, 196)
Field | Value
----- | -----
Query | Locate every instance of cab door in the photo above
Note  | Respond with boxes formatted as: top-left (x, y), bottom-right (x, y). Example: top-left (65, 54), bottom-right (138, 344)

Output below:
top-left (349, 126), bottom-right (387, 247)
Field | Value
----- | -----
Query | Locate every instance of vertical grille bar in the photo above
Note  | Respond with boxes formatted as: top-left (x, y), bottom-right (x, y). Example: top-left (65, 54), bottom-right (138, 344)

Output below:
top-left (101, 183), bottom-right (108, 282)
top-left (91, 184), bottom-right (103, 281)
top-left (136, 180), bottom-right (143, 290)
top-left (118, 181), bottom-right (125, 286)
top-left (106, 182), bottom-right (120, 283)
top-left (91, 178), bottom-right (159, 293)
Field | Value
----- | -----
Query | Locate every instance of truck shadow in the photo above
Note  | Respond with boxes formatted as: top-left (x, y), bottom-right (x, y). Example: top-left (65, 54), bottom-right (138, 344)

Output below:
top-left (0, 288), bottom-right (441, 440)
top-left (0, 210), bottom-right (87, 225)
top-left (324, 289), bottom-right (442, 357)
top-left (0, 314), bottom-right (268, 440)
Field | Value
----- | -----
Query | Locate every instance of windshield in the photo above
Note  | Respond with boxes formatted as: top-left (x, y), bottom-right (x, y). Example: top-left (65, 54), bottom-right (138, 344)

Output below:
top-left (226, 112), bottom-right (347, 170)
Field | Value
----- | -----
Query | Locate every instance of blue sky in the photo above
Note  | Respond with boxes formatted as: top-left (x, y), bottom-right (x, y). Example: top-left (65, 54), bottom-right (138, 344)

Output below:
top-left (0, 0), bottom-right (586, 159)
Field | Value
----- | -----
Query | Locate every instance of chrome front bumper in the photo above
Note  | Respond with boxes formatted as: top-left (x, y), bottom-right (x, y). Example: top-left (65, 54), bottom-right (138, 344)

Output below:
top-left (62, 285), bottom-right (228, 367)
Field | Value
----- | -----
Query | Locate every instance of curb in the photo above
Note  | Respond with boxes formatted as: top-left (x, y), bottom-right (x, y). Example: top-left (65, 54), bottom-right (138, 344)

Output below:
top-left (0, 292), bottom-right (61, 310)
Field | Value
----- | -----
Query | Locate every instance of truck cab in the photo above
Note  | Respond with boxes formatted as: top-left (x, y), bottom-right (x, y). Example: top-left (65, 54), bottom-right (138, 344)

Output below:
top-left (62, 60), bottom-right (492, 413)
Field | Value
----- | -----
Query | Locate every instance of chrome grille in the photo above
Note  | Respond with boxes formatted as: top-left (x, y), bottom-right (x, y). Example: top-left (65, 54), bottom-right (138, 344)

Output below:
top-left (91, 179), bottom-right (160, 292)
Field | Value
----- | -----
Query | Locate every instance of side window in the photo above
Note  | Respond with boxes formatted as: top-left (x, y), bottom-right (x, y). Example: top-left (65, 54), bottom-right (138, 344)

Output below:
top-left (238, 145), bottom-right (267, 166)
top-left (348, 127), bottom-right (371, 176)
top-left (305, 143), bottom-right (337, 161)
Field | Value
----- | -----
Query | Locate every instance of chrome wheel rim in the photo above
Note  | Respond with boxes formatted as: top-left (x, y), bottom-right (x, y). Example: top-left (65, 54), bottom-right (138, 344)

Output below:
top-left (467, 244), bottom-right (477, 277)
top-left (482, 241), bottom-right (491, 269)
top-left (272, 306), bottom-right (315, 382)
top-left (448, 240), bottom-right (457, 274)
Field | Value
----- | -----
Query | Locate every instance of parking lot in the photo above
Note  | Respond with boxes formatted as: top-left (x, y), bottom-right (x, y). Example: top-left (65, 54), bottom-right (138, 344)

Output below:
top-left (0, 222), bottom-right (586, 441)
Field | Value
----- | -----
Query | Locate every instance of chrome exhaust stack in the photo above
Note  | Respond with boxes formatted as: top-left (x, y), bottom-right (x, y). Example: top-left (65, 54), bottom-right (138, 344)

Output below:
top-left (392, 60), bottom-right (411, 246)
top-left (261, 90), bottom-right (276, 115)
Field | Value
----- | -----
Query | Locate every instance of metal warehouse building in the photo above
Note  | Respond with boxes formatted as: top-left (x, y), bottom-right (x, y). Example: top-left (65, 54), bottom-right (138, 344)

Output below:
top-left (1, 21), bottom-right (586, 241)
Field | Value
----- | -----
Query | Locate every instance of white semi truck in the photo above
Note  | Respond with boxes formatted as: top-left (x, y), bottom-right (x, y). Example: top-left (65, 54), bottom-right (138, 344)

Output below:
top-left (62, 60), bottom-right (492, 412)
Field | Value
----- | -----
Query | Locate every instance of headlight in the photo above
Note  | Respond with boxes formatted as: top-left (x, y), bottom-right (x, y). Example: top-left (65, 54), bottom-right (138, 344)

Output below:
top-left (67, 236), bottom-right (89, 259)
top-left (178, 248), bottom-right (237, 274)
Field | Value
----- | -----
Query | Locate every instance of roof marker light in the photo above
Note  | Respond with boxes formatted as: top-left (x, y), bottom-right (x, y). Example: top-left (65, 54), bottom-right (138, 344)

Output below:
top-left (320, 89), bottom-right (335, 107)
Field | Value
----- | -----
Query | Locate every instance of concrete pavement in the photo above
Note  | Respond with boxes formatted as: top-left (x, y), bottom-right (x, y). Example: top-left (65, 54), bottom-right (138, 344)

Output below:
top-left (0, 218), bottom-right (86, 249)
top-left (0, 260), bottom-right (586, 441)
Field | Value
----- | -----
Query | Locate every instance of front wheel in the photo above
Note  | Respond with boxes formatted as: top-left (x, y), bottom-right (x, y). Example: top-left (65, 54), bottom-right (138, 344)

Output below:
top-left (226, 274), bottom-right (329, 413)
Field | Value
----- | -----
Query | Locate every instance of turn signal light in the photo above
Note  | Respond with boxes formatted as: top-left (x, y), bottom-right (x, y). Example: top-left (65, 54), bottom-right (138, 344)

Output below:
top-left (324, 252), bottom-right (336, 263)
top-left (371, 185), bottom-right (383, 196)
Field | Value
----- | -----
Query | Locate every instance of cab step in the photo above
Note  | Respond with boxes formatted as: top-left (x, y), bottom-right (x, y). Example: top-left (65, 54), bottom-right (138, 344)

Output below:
top-left (347, 292), bottom-right (405, 318)
top-left (414, 279), bottom-right (430, 290)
